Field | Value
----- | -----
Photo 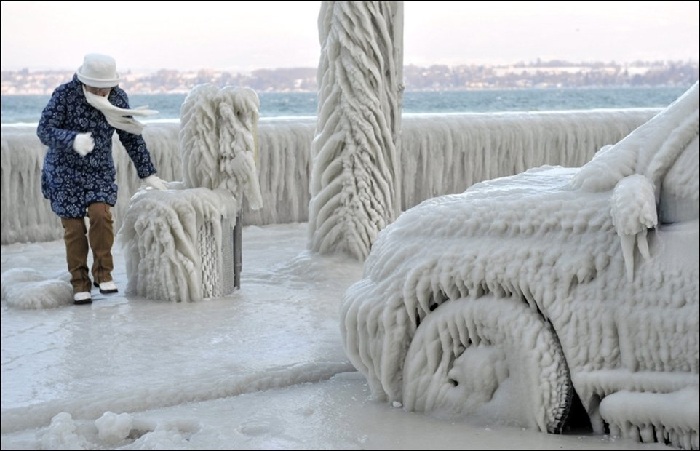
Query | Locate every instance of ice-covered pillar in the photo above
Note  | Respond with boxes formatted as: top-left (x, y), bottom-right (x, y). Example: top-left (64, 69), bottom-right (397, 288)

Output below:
top-left (308, 1), bottom-right (404, 261)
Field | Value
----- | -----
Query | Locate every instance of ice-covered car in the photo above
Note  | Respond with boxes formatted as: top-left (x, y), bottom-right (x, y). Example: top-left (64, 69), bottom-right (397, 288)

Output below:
top-left (340, 82), bottom-right (699, 449)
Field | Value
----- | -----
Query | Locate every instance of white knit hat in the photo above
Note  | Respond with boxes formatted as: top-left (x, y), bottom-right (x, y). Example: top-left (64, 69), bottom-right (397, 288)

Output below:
top-left (76, 53), bottom-right (119, 88)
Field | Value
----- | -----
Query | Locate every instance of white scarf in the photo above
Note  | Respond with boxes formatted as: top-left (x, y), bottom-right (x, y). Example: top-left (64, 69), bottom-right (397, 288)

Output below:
top-left (83, 86), bottom-right (158, 135)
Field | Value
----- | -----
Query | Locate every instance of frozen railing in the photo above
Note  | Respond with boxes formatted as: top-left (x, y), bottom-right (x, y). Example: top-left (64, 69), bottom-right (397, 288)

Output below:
top-left (1, 108), bottom-right (659, 245)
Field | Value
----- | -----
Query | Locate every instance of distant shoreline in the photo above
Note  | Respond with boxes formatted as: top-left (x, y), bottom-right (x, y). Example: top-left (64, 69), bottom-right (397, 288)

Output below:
top-left (3, 60), bottom-right (697, 96)
top-left (1, 84), bottom-right (694, 96)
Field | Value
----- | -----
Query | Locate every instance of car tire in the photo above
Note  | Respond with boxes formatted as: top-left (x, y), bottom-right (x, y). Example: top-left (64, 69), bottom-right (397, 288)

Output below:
top-left (402, 296), bottom-right (572, 434)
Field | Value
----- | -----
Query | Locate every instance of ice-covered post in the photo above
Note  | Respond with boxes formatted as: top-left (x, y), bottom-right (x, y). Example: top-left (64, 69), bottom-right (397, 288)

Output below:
top-left (308, 1), bottom-right (404, 260)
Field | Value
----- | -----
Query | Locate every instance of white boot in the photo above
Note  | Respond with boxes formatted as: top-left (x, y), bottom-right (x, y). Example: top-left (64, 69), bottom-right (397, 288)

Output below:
top-left (97, 281), bottom-right (118, 294)
top-left (73, 292), bottom-right (92, 305)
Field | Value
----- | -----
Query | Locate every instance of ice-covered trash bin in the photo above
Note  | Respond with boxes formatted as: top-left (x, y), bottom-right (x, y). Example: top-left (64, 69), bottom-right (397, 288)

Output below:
top-left (119, 187), bottom-right (239, 302)
top-left (118, 85), bottom-right (262, 302)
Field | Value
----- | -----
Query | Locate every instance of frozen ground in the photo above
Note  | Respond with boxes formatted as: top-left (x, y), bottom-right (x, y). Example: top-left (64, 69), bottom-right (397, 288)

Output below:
top-left (1, 223), bottom-right (673, 450)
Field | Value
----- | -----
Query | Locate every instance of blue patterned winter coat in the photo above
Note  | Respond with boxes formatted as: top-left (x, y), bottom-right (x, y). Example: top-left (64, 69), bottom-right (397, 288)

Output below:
top-left (37, 74), bottom-right (157, 218)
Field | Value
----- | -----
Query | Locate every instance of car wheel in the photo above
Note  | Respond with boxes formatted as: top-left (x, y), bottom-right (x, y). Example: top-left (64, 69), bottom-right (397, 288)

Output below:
top-left (402, 296), bottom-right (572, 433)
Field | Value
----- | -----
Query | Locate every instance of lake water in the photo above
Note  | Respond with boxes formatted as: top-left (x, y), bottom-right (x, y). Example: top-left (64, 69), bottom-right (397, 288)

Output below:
top-left (1, 86), bottom-right (690, 125)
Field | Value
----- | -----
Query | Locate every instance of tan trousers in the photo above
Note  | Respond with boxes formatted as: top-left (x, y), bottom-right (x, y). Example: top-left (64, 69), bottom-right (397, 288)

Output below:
top-left (61, 202), bottom-right (115, 293)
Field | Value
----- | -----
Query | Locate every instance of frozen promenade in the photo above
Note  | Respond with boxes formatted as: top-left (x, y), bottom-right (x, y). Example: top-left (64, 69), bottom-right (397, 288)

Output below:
top-left (1, 224), bottom-right (670, 450)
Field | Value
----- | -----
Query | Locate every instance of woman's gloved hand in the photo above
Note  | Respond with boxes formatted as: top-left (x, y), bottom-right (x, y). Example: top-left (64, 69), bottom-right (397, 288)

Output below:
top-left (143, 174), bottom-right (168, 190)
top-left (73, 132), bottom-right (94, 157)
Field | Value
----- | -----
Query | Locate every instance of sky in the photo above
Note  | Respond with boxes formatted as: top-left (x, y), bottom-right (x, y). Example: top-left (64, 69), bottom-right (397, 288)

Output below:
top-left (1, 1), bottom-right (699, 73)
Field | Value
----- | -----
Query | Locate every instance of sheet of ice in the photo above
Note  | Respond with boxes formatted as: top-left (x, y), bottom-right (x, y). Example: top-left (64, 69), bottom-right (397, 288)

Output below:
top-left (0, 224), bottom-right (677, 450)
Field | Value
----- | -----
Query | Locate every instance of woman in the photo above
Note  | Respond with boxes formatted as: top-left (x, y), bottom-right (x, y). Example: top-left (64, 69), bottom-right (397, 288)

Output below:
top-left (37, 53), bottom-right (168, 305)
